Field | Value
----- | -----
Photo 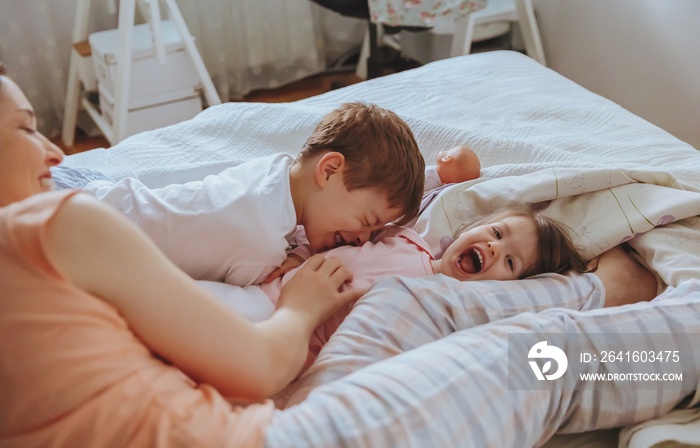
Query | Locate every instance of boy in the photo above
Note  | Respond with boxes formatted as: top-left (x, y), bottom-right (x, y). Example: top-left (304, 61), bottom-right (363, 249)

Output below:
top-left (265, 143), bottom-right (482, 281)
top-left (83, 102), bottom-right (425, 286)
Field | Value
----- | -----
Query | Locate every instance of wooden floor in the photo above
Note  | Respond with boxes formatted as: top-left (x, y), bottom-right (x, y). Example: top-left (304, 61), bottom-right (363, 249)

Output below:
top-left (53, 69), bottom-right (367, 155)
top-left (243, 70), bottom-right (363, 103)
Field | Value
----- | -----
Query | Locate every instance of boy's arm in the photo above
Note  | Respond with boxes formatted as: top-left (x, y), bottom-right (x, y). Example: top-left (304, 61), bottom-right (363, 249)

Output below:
top-left (43, 194), bottom-right (363, 401)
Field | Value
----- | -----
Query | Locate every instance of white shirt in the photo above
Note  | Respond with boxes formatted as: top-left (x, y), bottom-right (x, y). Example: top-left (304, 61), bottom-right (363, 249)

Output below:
top-left (84, 154), bottom-right (297, 286)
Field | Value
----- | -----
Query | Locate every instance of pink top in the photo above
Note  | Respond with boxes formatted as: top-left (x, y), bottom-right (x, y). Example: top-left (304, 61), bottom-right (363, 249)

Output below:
top-left (0, 191), bottom-right (273, 447)
top-left (261, 226), bottom-right (435, 368)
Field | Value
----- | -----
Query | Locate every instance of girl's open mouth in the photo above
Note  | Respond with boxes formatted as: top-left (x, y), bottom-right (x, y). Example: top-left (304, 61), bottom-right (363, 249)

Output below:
top-left (458, 248), bottom-right (483, 274)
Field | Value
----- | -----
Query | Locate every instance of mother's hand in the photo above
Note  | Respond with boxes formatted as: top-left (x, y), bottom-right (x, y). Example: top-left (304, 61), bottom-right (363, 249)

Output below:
top-left (277, 254), bottom-right (366, 329)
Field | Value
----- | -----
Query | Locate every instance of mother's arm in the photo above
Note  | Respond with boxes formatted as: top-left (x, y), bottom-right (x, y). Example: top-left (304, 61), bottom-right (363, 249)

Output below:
top-left (43, 194), bottom-right (362, 401)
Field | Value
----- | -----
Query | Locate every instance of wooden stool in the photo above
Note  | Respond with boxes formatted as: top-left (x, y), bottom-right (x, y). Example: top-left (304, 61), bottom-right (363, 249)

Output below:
top-left (62, 0), bottom-right (221, 146)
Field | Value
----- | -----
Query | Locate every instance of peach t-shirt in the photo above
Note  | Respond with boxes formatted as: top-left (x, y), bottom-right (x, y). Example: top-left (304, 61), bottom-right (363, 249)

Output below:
top-left (0, 191), bottom-right (273, 447)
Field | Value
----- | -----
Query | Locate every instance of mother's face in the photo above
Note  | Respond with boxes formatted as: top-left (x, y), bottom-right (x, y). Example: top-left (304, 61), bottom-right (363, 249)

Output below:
top-left (0, 76), bottom-right (64, 206)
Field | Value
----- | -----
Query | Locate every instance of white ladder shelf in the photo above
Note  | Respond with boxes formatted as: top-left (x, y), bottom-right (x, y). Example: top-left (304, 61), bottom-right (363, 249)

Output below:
top-left (62, 0), bottom-right (222, 146)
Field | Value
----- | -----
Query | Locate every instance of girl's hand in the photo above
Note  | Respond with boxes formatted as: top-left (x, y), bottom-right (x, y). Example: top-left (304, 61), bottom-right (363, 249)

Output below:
top-left (263, 253), bottom-right (304, 283)
top-left (276, 254), bottom-right (366, 330)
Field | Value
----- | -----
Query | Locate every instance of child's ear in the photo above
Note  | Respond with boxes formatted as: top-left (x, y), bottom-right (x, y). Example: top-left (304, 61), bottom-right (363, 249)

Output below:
top-left (315, 152), bottom-right (345, 186)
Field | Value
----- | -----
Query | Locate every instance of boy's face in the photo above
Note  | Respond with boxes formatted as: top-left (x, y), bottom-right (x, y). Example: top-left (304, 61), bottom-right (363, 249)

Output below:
top-left (302, 170), bottom-right (403, 252)
top-left (440, 215), bottom-right (538, 281)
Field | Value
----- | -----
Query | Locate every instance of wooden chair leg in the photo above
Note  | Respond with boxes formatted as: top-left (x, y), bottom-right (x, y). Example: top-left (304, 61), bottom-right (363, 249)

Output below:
top-left (450, 13), bottom-right (477, 57)
top-left (514, 0), bottom-right (546, 65)
top-left (62, 0), bottom-right (92, 147)
top-left (366, 23), bottom-right (382, 79)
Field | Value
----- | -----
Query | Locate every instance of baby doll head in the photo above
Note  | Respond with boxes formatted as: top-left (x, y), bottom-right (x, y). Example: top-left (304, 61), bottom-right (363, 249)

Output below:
top-left (435, 144), bottom-right (481, 184)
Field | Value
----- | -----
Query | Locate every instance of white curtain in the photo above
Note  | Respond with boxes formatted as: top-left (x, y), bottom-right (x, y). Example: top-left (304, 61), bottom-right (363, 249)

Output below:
top-left (0, 0), bottom-right (117, 139)
top-left (0, 0), bottom-right (365, 139)
top-left (174, 0), bottom-right (366, 101)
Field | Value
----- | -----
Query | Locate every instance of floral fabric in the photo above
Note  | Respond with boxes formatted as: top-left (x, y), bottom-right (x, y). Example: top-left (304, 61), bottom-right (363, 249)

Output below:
top-left (369, 0), bottom-right (488, 27)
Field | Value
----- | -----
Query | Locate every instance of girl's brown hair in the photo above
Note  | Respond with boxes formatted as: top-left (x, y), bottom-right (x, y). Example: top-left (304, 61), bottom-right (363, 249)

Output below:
top-left (454, 206), bottom-right (588, 278)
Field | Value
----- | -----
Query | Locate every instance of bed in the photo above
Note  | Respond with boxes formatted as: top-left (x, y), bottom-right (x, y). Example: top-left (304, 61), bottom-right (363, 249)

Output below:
top-left (64, 51), bottom-right (700, 447)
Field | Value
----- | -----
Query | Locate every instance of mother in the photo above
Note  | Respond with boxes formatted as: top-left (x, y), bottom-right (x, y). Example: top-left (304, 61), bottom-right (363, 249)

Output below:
top-left (2, 65), bottom-right (695, 448)
top-left (0, 64), bottom-right (364, 445)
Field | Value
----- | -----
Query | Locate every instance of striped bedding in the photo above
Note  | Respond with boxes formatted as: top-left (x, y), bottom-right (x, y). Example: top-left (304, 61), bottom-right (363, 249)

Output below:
top-left (268, 275), bottom-right (700, 447)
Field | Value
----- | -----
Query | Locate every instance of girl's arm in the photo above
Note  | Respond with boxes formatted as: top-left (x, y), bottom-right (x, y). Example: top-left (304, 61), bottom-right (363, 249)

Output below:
top-left (43, 194), bottom-right (362, 401)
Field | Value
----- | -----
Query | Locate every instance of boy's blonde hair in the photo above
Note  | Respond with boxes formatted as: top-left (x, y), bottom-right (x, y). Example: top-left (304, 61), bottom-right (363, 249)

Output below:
top-left (297, 102), bottom-right (425, 225)
top-left (454, 207), bottom-right (588, 278)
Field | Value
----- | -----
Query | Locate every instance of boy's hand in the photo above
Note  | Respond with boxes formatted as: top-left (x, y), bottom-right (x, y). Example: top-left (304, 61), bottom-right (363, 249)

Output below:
top-left (276, 254), bottom-right (366, 329)
top-left (263, 253), bottom-right (304, 283)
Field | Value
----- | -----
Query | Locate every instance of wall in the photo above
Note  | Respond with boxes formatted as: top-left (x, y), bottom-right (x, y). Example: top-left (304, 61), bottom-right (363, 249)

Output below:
top-left (533, 0), bottom-right (700, 150)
